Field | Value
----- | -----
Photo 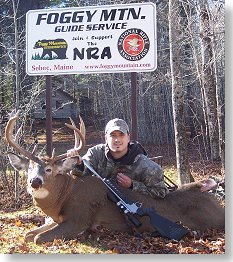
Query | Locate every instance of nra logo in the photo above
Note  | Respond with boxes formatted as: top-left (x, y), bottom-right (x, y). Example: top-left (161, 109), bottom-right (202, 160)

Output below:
top-left (117, 28), bottom-right (150, 61)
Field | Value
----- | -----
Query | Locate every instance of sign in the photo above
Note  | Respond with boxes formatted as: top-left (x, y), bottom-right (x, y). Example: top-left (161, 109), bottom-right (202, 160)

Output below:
top-left (26, 2), bottom-right (157, 75)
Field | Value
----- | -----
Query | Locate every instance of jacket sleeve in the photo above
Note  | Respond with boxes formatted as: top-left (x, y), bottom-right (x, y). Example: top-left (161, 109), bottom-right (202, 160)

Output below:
top-left (79, 144), bottom-right (104, 176)
top-left (71, 146), bottom-right (98, 177)
top-left (131, 157), bottom-right (169, 198)
top-left (71, 162), bottom-right (85, 177)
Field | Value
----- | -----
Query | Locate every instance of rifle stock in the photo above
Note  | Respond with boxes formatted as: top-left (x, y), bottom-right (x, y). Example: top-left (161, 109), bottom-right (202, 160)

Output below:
top-left (137, 207), bottom-right (188, 240)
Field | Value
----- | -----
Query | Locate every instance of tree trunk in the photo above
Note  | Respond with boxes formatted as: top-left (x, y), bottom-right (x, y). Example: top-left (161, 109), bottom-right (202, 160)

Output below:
top-left (10, 0), bottom-right (21, 204)
top-left (198, 0), bottom-right (220, 160)
top-left (168, 0), bottom-right (193, 184)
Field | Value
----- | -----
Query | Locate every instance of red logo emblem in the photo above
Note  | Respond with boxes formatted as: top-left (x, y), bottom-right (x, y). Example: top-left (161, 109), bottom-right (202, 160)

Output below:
top-left (123, 34), bottom-right (144, 56)
top-left (118, 29), bottom-right (150, 61)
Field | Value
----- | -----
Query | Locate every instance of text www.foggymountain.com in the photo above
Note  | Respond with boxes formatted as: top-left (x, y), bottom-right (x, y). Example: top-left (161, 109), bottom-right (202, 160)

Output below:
top-left (85, 62), bottom-right (151, 70)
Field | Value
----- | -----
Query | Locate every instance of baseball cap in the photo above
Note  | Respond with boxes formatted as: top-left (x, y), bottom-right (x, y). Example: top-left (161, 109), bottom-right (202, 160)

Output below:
top-left (105, 118), bottom-right (130, 135)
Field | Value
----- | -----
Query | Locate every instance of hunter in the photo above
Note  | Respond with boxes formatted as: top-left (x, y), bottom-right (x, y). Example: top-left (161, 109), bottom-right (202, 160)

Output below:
top-left (67, 118), bottom-right (169, 199)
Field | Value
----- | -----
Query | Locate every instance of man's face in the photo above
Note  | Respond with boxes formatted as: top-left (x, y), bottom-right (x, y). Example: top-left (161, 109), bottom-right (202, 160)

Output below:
top-left (105, 130), bottom-right (130, 156)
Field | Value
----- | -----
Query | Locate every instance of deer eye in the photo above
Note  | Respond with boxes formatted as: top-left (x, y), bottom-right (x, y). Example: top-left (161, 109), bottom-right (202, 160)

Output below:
top-left (45, 168), bottom-right (52, 173)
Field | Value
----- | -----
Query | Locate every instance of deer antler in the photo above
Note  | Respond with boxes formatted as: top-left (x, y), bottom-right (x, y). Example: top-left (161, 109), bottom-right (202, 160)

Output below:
top-left (5, 110), bottom-right (85, 163)
top-left (51, 116), bottom-right (85, 162)
top-left (5, 110), bottom-right (41, 163)
top-left (69, 115), bottom-right (86, 149)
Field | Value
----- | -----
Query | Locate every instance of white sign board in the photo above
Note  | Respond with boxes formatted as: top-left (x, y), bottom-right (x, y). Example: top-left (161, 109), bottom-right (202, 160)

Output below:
top-left (26, 2), bottom-right (157, 75)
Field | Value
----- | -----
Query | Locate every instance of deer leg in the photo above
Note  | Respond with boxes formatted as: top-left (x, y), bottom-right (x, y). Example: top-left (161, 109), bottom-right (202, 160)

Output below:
top-left (25, 221), bottom-right (57, 242)
top-left (34, 220), bottom-right (88, 244)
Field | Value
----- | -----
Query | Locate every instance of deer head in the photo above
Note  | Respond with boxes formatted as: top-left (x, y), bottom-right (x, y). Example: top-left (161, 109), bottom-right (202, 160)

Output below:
top-left (5, 110), bottom-right (85, 198)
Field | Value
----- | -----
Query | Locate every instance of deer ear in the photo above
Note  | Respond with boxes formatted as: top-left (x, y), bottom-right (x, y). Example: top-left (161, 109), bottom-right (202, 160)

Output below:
top-left (8, 152), bottom-right (29, 171)
top-left (61, 157), bottom-right (79, 173)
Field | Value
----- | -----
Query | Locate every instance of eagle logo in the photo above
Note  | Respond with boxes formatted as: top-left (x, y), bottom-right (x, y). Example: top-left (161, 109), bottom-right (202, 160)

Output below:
top-left (117, 28), bottom-right (150, 61)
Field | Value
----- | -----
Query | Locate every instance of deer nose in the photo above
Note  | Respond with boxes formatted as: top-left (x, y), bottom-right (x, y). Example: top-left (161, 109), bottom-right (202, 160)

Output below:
top-left (30, 177), bottom-right (42, 189)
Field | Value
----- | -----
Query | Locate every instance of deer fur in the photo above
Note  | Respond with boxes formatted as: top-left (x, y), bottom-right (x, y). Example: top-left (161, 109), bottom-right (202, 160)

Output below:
top-left (8, 153), bottom-right (225, 244)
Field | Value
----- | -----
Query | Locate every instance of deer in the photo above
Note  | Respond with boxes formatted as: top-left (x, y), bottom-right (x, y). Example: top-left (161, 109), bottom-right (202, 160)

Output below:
top-left (5, 110), bottom-right (225, 244)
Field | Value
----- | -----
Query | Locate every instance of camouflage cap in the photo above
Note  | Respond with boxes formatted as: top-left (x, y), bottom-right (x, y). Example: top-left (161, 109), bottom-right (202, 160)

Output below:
top-left (105, 118), bottom-right (129, 135)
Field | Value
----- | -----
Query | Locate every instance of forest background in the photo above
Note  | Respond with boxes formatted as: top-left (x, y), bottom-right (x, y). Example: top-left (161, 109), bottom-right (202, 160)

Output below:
top-left (0, 0), bottom-right (225, 185)
top-left (0, 0), bottom-right (228, 255)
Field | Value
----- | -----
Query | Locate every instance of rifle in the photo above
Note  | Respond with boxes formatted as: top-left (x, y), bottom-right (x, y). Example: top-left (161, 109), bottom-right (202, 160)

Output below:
top-left (82, 159), bottom-right (188, 241)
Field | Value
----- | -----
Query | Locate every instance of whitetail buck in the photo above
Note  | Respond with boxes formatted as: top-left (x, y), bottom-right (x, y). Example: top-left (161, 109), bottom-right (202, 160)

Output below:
top-left (5, 110), bottom-right (224, 244)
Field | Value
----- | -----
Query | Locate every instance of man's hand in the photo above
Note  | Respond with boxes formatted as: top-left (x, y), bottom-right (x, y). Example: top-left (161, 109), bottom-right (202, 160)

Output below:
top-left (117, 173), bottom-right (132, 189)
top-left (67, 148), bottom-right (82, 165)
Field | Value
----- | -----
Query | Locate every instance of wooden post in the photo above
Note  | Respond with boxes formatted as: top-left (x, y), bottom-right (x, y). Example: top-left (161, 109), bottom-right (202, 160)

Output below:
top-left (45, 75), bottom-right (53, 157)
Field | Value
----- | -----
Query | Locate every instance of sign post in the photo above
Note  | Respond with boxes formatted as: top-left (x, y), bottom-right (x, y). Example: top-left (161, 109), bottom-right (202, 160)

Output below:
top-left (45, 75), bottom-right (53, 157)
top-left (26, 3), bottom-right (157, 148)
